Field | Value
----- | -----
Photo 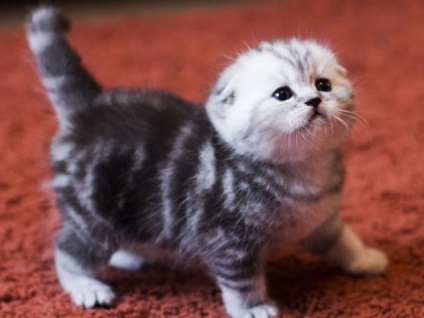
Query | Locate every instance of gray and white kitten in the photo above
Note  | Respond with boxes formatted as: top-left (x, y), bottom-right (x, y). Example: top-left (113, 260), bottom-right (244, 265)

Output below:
top-left (27, 7), bottom-right (388, 318)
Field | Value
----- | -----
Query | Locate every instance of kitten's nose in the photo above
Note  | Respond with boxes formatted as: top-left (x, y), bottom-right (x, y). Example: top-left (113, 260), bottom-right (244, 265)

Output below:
top-left (305, 97), bottom-right (322, 108)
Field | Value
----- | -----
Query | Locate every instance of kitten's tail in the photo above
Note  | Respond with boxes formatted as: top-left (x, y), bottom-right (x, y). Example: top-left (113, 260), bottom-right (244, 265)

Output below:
top-left (26, 6), bottom-right (102, 127)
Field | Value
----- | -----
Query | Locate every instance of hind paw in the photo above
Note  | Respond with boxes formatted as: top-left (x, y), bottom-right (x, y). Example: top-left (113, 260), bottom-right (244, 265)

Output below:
top-left (109, 249), bottom-right (144, 271)
top-left (342, 247), bottom-right (388, 276)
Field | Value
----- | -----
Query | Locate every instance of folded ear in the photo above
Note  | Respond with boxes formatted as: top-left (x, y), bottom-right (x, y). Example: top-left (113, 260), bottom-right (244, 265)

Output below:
top-left (206, 62), bottom-right (241, 124)
top-left (215, 75), bottom-right (238, 106)
top-left (214, 75), bottom-right (238, 105)
top-left (336, 64), bottom-right (347, 76)
top-left (206, 71), bottom-right (239, 122)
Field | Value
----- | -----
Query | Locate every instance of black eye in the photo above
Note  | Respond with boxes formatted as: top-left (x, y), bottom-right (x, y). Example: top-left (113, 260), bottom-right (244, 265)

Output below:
top-left (272, 86), bottom-right (293, 101)
top-left (315, 78), bottom-right (332, 92)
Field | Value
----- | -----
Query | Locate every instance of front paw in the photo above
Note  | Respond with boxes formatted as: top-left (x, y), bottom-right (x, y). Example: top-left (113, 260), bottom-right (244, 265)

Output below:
top-left (342, 247), bottom-right (388, 276)
top-left (68, 278), bottom-right (115, 308)
top-left (243, 303), bottom-right (279, 318)
top-left (228, 302), bottom-right (279, 318)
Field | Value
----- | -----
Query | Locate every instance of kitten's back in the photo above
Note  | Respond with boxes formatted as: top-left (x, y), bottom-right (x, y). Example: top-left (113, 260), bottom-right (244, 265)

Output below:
top-left (71, 88), bottom-right (201, 144)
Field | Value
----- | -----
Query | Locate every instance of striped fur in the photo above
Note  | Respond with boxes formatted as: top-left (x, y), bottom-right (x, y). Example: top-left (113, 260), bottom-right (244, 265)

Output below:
top-left (27, 7), bottom-right (387, 318)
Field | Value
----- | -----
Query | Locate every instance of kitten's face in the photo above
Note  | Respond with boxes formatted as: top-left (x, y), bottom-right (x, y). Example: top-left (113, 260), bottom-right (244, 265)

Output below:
top-left (206, 39), bottom-right (355, 163)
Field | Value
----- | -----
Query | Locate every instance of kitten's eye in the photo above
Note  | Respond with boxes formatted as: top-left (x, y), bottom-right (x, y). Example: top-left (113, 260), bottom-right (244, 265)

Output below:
top-left (271, 86), bottom-right (293, 101)
top-left (315, 78), bottom-right (332, 92)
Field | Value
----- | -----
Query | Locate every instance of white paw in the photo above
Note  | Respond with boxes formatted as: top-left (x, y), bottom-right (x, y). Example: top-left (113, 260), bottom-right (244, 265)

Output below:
top-left (109, 249), bottom-right (144, 271)
top-left (243, 303), bottom-right (279, 318)
top-left (230, 303), bottom-right (279, 318)
top-left (68, 277), bottom-right (115, 308)
top-left (343, 247), bottom-right (388, 276)
top-left (55, 249), bottom-right (116, 308)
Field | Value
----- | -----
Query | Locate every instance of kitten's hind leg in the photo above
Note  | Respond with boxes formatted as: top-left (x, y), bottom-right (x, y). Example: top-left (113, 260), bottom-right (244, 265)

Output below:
top-left (55, 228), bottom-right (115, 308)
top-left (325, 223), bottom-right (388, 276)
top-left (109, 249), bottom-right (144, 271)
top-left (302, 216), bottom-right (388, 276)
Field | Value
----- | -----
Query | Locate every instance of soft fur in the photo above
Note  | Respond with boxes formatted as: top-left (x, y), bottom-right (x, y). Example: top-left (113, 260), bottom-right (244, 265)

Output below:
top-left (27, 7), bottom-right (388, 318)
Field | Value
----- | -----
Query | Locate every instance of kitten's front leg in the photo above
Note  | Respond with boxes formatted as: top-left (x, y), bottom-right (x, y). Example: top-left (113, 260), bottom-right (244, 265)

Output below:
top-left (302, 215), bottom-right (388, 276)
top-left (55, 226), bottom-right (116, 308)
top-left (209, 252), bottom-right (279, 318)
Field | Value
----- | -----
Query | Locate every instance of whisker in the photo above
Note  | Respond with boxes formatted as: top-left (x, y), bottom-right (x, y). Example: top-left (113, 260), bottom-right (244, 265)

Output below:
top-left (338, 109), bottom-right (370, 128)
top-left (330, 120), bottom-right (335, 140)
top-left (338, 112), bottom-right (360, 124)
top-left (306, 127), bottom-right (323, 152)
top-left (293, 130), bottom-right (297, 150)
top-left (242, 40), bottom-right (253, 51)
top-left (298, 128), bottom-right (310, 147)
top-left (297, 125), bottom-right (321, 152)
top-left (337, 112), bottom-right (371, 139)
top-left (332, 114), bottom-right (350, 138)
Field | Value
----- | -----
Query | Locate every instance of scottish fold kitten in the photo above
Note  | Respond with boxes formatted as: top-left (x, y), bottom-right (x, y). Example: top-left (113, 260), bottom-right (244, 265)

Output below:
top-left (27, 7), bottom-right (388, 318)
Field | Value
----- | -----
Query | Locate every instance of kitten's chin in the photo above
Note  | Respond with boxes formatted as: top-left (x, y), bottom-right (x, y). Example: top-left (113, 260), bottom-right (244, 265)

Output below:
top-left (271, 122), bottom-right (346, 164)
top-left (300, 112), bottom-right (327, 132)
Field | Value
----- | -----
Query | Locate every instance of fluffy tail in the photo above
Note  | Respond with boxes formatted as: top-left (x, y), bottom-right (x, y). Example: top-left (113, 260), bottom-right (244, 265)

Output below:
top-left (26, 6), bottom-right (102, 127)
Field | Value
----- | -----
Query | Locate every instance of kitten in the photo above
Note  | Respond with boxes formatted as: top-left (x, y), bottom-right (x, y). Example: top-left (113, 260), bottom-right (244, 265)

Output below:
top-left (27, 7), bottom-right (388, 318)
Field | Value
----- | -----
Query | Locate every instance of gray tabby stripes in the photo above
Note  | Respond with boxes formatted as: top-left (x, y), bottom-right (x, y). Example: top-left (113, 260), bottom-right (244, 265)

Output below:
top-left (26, 7), bottom-right (366, 317)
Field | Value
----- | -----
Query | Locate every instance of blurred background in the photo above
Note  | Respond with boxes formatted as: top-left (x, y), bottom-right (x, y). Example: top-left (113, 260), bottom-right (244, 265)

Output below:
top-left (0, 0), bottom-right (423, 317)
top-left (0, 0), bottom-right (260, 27)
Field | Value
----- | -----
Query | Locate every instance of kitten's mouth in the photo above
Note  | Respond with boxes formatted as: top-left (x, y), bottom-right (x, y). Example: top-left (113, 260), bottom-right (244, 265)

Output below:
top-left (305, 109), bottom-right (326, 128)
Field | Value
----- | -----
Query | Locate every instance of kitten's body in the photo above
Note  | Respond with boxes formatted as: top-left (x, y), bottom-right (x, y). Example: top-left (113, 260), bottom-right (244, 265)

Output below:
top-left (27, 7), bottom-right (388, 318)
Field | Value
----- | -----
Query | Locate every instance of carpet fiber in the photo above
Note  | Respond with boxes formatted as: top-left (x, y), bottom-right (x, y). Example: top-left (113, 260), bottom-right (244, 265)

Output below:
top-left (0, 0), bottom-right (423, 317)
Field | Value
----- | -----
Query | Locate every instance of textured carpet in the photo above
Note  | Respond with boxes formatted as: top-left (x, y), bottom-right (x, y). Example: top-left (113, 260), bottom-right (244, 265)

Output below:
top-left (1, 0), bottom-right (423, 317)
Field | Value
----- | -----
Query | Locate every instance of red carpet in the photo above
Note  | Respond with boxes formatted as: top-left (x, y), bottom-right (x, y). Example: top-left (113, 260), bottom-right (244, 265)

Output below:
top-left (1, 0), bottom-right (423, 316)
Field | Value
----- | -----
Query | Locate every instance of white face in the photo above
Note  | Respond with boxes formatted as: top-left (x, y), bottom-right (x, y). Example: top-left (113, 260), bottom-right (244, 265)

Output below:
top-left (206, 39), bottom-right (355, 163)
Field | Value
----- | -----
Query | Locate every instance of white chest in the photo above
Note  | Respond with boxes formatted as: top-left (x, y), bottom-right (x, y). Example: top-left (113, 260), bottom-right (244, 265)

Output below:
top-left (277, 191), bottom-right (342, 243)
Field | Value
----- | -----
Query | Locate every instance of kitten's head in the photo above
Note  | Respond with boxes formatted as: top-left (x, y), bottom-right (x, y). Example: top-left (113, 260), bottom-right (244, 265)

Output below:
top-left (206, 39), bottom-right (354, 163)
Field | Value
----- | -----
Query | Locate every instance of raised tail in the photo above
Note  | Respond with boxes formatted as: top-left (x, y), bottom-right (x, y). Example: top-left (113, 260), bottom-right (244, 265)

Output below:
top-left (26, 6), bottom-right (102, 127)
